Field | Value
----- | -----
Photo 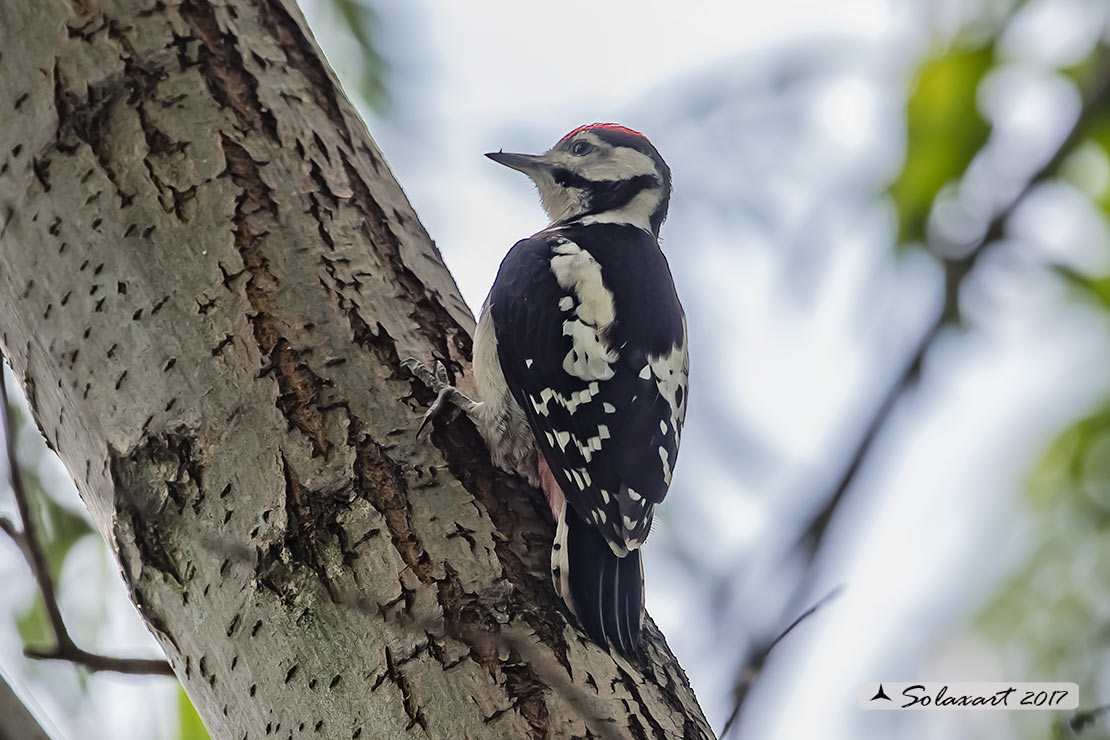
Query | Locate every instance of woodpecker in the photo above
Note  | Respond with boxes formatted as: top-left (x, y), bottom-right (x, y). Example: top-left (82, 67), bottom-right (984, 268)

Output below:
top-left (404, 124), bottom-right (687, 654)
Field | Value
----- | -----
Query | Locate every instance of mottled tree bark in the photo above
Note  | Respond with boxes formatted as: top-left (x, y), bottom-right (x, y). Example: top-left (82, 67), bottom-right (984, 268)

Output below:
top-left (0, 0), bottom-right (713, 738)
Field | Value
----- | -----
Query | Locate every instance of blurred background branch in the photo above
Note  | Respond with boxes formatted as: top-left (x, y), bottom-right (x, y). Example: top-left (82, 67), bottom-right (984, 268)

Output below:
top-left (1066, 702), bottom-right (1110, 736)
top-left (787, 39), bottom-right (1110, 613)
top-left (720, 585), bottom-right (844, 737)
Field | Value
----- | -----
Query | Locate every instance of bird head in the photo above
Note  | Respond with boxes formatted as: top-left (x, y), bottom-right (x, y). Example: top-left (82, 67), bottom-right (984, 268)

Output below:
top-left (487, 124), bottom-right (671, 237)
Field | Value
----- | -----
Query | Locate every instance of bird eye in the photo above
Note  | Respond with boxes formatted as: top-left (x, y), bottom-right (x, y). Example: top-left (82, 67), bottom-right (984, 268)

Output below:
top-left (570, 141), bottom-right (593, 156)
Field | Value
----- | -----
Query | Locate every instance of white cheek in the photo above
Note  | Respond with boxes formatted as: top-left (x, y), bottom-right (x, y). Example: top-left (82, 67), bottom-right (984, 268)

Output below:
top-left (553, 143), bottom-right (657, 182)
top-left (533, 170), bottom-right (586, 223)
top-left (585, 148), bottom-right (658, 181)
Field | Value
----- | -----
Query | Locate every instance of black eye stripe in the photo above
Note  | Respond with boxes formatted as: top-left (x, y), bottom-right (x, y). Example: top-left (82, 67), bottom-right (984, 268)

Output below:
top-left (552, 167), bottom-right (594, 189)
top-left (583, 174), bottom-right (660, 215)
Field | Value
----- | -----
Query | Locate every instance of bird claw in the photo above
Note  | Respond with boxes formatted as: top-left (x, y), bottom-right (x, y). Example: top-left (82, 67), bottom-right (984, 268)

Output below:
top-left (416, 387), bottom-right (461, 436)
top-left (401, 357), bottom-right (444, 391)
top-left (402, 357), bottom-right (465, 437)
top-left (434, 360), bottom-right (450, 385)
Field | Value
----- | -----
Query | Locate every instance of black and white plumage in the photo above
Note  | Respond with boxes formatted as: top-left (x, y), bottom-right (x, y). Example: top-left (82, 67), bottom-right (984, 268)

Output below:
top-left (409, 124), bottom-right (687, 654)
top-left (479, 124), bottom-right (687, 654)
top-left (486, 223), bottom-right (686, 551)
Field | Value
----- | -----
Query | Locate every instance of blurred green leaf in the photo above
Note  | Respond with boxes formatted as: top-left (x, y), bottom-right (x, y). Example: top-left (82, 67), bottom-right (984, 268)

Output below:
top-left (889, 45), bottom-right (994, 246)
top-left (178, 686), bottom-right (211, 740)
top-left (34, 489), bottom-right (95, 581)
top-left (1052, 264), bottom-right (1110, 312)
top-left (978, 402), bottom-right (1110, 721)
top-left (325, 0), bottom-right (388, 111)
top-left (1029, 403), bottom-right (1110, 507)
top-left (1085, 117), bottom-right (1110, 214)
top-left (16, 594), bottom-right (51, 647)
top-left (1059, 138), bottom-right (1110, 215)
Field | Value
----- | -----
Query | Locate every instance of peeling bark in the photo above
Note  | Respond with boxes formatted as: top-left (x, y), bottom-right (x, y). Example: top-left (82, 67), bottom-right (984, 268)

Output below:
top-left (0, 0), bottom-right (714, 738)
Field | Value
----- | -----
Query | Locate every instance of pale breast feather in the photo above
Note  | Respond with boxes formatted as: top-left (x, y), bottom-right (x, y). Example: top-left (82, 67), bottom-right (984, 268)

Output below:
top-left (488, 223), bottom-right (686, 553)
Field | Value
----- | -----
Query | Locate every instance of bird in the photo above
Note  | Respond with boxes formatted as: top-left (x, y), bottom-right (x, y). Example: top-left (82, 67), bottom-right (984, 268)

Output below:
top-left (403, 123), bottom-right (687, 654)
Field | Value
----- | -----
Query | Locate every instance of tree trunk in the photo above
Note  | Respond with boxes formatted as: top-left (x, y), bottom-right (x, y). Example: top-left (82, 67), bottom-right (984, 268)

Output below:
top-left (0, 0), bottom-right (713, 738)
top-left (0, 674), bottom-right (52, 740)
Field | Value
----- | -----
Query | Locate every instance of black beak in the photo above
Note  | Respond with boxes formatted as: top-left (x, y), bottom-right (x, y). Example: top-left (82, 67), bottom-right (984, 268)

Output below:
top-left (485, 151), bottom-right (546, 174)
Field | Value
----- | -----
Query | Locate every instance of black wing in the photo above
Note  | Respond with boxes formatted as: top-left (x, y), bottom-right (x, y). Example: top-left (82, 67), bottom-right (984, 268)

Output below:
top-left (489, 224), bottom-right (687, 552)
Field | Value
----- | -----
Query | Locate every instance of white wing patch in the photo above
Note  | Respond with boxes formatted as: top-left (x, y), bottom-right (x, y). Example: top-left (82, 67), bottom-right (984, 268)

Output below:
top-left (560, 320), bottom-right (615, 380)
top-left (549, 240), bottom-right (618, 381)
top-left (527, 378), bottom-right (602, 423)
top-left (555, 430), bottom-right (571, 451)
top-left (530, 388), bottom-right (554, 417)
top-left (658, 446), bottom-right (672, 485)
top-left (646, 315), bottom-right (689, 450)
top-left (573, 423), bottom-right (611, 463)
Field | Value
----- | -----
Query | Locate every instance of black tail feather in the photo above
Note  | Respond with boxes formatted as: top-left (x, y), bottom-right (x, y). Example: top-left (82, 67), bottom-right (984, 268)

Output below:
top-left (565, 507), bottom-right (643, 654)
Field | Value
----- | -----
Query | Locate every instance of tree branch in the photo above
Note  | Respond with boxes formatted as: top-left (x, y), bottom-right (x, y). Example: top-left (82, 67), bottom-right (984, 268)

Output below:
top-left (1068, 703), bottom-right (1110, 735)
top-left (0, 356), bottom-right (174, 677)
top-left (0, 514), bottom-right (31, 562)
top-left (18, 645), bottom-right (174, 676)
top-left (719, 586), bottom-right (842, 738)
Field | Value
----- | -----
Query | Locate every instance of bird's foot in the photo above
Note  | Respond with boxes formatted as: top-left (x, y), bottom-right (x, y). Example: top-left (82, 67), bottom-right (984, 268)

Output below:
top-left (401, 357), bottom-right (476, 435)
